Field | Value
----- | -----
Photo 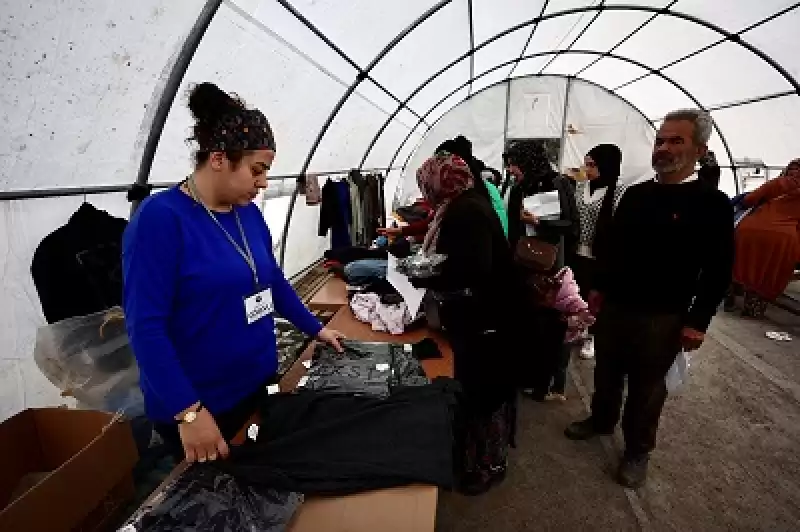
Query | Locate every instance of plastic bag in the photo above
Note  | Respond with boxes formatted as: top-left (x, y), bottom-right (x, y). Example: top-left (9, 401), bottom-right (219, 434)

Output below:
top-left (33, 306), bottom-right (144, 418)
top-left (665, 351), bottom-right (691, 394)
top-left (123, 465), bottom-right (303, 532)
top-left (395, 252), bottom-right (448, 279)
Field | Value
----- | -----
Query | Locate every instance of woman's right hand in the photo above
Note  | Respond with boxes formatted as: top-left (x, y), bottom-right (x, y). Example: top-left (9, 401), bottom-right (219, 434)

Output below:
top-left (177, 406), bottom-right (230, 463)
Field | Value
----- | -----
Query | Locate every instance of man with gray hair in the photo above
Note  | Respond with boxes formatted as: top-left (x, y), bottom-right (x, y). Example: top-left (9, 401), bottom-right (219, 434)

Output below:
top-left (564, 109), bottom-right (734, 488)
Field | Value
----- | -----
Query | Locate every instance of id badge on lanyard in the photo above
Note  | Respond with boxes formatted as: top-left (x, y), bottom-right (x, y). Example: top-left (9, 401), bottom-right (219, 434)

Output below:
top-left (245, 286), bottom-right (274, 325)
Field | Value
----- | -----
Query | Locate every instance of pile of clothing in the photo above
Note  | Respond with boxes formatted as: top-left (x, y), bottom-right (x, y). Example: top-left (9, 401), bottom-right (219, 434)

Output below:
top-left (127, 340), bottom-right (455, 532)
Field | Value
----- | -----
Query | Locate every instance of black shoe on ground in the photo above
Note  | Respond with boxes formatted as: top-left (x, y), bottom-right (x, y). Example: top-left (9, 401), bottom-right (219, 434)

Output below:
top-left (617, 453), bottom-right (649, 489)
top-left (564, 418), bottom-right (614, 440)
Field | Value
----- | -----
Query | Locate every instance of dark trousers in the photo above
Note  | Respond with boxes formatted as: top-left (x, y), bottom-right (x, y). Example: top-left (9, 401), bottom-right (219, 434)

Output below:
top-left (154, 382), bottom-right (270, 462)
top-left (590, 304), bottom-right (682, 456)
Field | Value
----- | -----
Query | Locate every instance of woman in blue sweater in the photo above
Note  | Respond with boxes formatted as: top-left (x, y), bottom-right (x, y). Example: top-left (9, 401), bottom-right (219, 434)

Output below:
top-left (123, 82), bottom-right (344, 463)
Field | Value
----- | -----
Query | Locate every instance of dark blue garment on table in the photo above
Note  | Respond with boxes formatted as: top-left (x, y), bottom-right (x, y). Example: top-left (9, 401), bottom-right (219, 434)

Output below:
top-left (343, 259), bottom-right (388, 286)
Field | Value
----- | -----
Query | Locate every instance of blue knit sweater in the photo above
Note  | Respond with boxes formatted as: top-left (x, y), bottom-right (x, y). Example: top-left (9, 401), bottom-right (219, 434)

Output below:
top-left (123, 187), bottom-right (322, 422)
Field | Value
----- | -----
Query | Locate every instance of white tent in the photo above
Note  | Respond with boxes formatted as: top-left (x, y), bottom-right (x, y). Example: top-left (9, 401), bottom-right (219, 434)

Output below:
top-left (1, 0), bottom-right (798, 421)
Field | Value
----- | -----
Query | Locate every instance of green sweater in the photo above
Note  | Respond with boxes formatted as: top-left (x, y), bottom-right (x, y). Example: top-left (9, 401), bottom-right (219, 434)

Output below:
top-left (484, 180), bottom-right (509, 238)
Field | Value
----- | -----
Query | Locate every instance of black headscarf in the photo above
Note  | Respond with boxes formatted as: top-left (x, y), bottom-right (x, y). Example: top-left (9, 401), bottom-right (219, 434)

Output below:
top-left (504, 140), bottom-right (558, 196)
top-left (587, 144), bottom-right (622, 195)
top-left (585, 144), bottom-right (622, 258)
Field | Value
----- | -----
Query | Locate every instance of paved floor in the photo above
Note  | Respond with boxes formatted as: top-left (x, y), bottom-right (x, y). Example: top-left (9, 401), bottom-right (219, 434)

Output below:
top-left (437, 306), bottom-right (800, 531)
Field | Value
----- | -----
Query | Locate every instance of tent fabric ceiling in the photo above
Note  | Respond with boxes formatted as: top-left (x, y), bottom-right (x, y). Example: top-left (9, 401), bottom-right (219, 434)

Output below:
top-left (0, 0), bottom-right (799, 420)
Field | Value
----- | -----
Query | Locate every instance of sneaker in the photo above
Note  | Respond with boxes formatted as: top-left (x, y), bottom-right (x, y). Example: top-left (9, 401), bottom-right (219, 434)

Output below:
top-left (564, 418), bottom-right (614, 440)
top-left (580, 337), bottom-right (595, 359)
top-left (617, 453), bottom-right (649, 489)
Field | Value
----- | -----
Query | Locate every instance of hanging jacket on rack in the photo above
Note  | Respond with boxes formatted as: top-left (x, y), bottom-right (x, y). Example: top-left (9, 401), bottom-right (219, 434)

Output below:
top-left (31, 203), bottom-right (128, 324)
top-left (318, 179), bottom-right (352, 249)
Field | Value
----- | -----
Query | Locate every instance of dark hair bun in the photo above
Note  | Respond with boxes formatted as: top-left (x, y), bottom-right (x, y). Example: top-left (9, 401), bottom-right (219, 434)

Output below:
top-left (188, 82), bottom-right (243, 124)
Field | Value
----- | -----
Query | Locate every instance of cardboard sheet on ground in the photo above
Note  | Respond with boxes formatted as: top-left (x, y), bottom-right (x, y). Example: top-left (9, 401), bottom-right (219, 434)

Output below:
top-left (387, 254), bottom-right (426, 317)
top-left (523, 191), bottom-right (561, 218)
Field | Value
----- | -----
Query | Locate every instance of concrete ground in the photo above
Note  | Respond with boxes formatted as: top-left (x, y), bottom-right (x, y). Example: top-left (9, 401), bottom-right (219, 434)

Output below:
top-left (437, 305), bottom-right (800, 531)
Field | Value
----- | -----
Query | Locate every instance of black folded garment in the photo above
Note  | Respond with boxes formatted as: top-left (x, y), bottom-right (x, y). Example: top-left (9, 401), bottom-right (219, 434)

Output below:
top-left (129, 465), bottom-right (302, 532)
top-left (412, 337), bottom-right (443, 360)
top-left (218, 378), bottom-right (460, 495)
top-left (324, 246), bottom-right (387, 265)
top-left (306, 340), bottom-right (428, 397)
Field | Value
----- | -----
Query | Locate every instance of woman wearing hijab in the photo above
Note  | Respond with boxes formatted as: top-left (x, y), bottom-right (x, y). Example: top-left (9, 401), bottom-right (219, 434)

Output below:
top-left (413, 153), bottom-right (521, 495)
top-left (569, 144), bottom-right (626, 359)
top-left (731, 158), bottom-right (800, 317)
top-left (123, 82), bottom-right (345, 463)
top-left (504, 141), bottom-right (579, 254)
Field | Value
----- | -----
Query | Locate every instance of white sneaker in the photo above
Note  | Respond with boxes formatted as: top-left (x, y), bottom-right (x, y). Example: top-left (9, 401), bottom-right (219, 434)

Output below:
top-left (580, 336), bottom-right (595, 359)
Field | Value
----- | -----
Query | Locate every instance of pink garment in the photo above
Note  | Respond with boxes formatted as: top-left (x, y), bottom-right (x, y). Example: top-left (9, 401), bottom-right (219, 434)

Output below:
top-left (552, 267), bottom-right (596, 344)
top-left (349, 293), bottom-right (411, 335)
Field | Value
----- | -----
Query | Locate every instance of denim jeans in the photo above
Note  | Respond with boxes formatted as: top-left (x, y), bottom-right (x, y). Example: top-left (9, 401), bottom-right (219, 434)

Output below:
top-left (343, 259), bottom-right (388, 286)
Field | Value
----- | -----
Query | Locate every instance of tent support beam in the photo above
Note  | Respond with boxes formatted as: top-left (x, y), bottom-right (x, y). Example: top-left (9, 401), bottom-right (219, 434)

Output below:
top-left (500, 80), bottom-right (513, 197)
top-left (278, 0), bottom-right (452, 267)
top-left (131, 0), bottom-right (222, 215)
top-left (272, 0), bottom-right (429, 126)
top-left (360, 4), bottom-right (799, 182)
top-left (467, 0), bottom-right (475, 96)
top-left (707, 90), bottom-right (796, 113)
top-left (575, 0), bottom-right (679, 77)
top-left (614, 2), bottom-right (800, 91)
top-left (284, 2), bottom-right (797, 266)
top-left (506, 0), bottom-right (550, 79)
top-left (557, 77), bottom-right (573, 170)
top-left (381, 51), bottom-right (673, 185)
top-left (538, 2), bottom-right (606, 75)
top-left (0, 168), bottom-right (399, 202)
top-left (508, 0), bottom-right (549, 79)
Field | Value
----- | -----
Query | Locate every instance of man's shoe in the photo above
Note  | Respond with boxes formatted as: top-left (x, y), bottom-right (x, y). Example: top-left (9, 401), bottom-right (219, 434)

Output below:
top-left (617, 454), bottom-right (650, 489)
top-left (564, 418), bottom-right (614, 440)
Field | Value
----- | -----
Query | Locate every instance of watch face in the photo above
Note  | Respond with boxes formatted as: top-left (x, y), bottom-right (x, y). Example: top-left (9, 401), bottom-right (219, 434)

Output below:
top-left (185, 411), bottom-right (197, 423)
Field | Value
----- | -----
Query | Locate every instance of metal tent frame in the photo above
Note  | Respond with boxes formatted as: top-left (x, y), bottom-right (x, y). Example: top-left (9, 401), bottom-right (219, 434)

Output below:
top-left (6, 0), bottom-right (795, 271)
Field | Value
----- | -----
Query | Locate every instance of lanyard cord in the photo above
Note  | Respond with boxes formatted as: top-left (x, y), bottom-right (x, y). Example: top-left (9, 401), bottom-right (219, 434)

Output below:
top-left (186, 177), bottom-right (259, 287)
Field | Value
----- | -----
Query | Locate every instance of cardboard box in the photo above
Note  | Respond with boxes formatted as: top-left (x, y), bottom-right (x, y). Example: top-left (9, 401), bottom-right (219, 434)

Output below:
top-left (0, 408), bottom-right (139, 532)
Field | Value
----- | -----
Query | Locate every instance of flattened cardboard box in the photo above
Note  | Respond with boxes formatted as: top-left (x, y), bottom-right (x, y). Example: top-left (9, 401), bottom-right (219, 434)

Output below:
top-left (0, 408), bottom-right (138, 532)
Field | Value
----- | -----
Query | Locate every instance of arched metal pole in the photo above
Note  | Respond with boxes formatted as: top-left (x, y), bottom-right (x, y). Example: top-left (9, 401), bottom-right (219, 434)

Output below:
top-left (285, 2), bottom-right (798, 266)
top-left (278, 0), bottom-right (453, 267)
top-left (131, 0), bottom-right (223, 215)
top-left (358, 4), bottom-right (799, 176)
top-left (386, 51), bottom-right (739, 195)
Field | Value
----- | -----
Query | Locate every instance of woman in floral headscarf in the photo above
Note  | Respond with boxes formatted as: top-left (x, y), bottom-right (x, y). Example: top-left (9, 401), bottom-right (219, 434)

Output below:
top-left (730, 158), bottom-right (800, 317)
top-left (414, 153), bottom-right (522, 495)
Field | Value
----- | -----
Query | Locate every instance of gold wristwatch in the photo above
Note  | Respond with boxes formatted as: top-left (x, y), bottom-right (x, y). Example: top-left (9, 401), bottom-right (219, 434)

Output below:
top-left (179, 402), bottom-right (204, 424)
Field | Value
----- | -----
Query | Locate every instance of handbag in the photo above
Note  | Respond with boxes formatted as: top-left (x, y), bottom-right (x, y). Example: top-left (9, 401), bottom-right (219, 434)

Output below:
top-left (515, 236), bottom-right (558, 272)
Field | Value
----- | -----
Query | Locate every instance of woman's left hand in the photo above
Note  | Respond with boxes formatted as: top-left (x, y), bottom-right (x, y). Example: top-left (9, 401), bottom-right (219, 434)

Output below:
top-left (317, 327), bottom-right (346, 352)
top-left (521, 210), bottom-right (539, 225)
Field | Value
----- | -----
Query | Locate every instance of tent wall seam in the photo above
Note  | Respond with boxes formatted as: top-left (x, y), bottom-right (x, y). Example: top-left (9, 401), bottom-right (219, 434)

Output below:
top-left (278, 0), bottom-right (452, 267)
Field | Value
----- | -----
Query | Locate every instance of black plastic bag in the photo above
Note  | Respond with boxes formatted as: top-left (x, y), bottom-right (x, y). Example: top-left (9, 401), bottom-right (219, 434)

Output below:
top-left (125, 465), bottom-right (302, 532)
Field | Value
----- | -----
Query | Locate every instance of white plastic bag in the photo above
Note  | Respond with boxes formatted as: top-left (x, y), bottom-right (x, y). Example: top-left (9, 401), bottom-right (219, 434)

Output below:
top-left (665, 351), bottom-right (691, 394)
top-left (33, 307), bottom-right (144, 417)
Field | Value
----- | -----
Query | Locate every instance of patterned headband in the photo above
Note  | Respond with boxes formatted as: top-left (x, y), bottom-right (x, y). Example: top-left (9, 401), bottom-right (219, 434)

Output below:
top-left (200, 108), bottom-right (276, 153)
